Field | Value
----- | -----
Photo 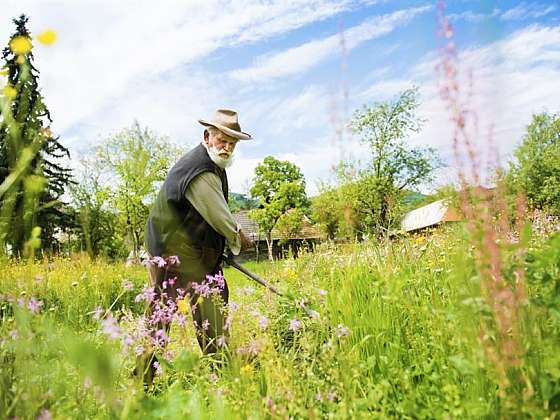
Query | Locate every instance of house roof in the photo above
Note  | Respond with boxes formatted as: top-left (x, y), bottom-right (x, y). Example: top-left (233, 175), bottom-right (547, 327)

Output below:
top-left (233, 210), bottom-right (323, 241)
top-left (401, 199), bottom-right (461, 232)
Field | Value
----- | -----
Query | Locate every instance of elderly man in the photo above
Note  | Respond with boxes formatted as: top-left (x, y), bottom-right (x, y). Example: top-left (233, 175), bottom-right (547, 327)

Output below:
top-left (143, 109), bottom-right (252, 372)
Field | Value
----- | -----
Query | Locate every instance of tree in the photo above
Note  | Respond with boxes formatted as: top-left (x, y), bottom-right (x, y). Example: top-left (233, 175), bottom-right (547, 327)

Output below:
top-left (506, 112), bottom-right (560, 214)
top-left (347, 87), bottom-right (441, 237)
top-left (69, 157), bottom-right (125, 259)
top-left (250, 156), bottom-right (308, 260)
top-left (0, 15), bottom-right (74, 257)
top-left (97, 121), bottom-right (182, 260)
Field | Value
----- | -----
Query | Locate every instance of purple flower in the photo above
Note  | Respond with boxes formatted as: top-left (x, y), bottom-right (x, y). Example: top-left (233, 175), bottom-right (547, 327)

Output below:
top-left (135, 286), bottom-right (156, 303)
top-left (92, 307), bottom-right (104, 320)
top-left (153, 361), bottom-right (163, 376)
top-left (288, 318), bottom-right (301, 332)
top-left (318, 289), bottom-right (328, 296)
top-left (202, 319), bottom-right (210, 331)
top-left (9, 330), bottom-right (18, 340)
top-left (37, 408), bottom-right (52, 420)
top-left (258, 316), bottom-right (268, 330)
top-left (216, 335), bottom-right (227, 347)
top-left (27, 297), bottom-right (43, 314)
top-left (152, 256), bottom-right (166, 268)
top-left (335, 323), bottom-right (351, 338)
top-left (224, 315), bottom-right (233, 331)
top-left (122, 279), bottom-right (134, 291)
top-left (101, 315), bottom-right (121, 339)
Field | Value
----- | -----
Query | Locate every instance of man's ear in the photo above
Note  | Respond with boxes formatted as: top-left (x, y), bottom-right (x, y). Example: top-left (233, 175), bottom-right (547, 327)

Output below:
top-left (203, 129), bottom-right (209, 144)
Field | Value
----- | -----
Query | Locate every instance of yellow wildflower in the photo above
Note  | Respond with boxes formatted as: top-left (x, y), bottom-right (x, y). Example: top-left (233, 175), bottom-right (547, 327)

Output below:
top-left (177, 299), bottom-right (189, 314)
top-left (240, 364), bottom-right (254, 377)
top-left (16, 56), bottom-right (25, 65)
top-left (37, 30), bottom-right (57, 45)
top-left (2, 85), bottom-right (17, 99)
top-left (415, 236), bottom-right (426, 245)
top-left (0, 69), bottom-right (8, 77)
top-left (10, 36), bottom-right (33, 54)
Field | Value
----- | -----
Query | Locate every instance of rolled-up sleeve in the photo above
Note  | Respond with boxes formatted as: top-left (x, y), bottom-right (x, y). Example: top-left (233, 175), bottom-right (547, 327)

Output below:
top-left (185, 171), bottom-right (241, 255)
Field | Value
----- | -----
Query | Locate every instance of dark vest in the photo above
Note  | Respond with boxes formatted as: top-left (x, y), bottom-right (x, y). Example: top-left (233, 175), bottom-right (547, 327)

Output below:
top-left (145, 144), bottom-right (228, 270)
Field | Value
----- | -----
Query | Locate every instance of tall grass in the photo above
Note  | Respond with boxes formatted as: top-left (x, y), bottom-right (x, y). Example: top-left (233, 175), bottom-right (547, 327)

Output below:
top-left (2, 227), bottom-right (559, 418)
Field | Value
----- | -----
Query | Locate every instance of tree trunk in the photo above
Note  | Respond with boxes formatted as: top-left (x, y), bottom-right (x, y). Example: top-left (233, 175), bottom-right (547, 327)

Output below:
top-left (266, 231), bottom-right (273, 261)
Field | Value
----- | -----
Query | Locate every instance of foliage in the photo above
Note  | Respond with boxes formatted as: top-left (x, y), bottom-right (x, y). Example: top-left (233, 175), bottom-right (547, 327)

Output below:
top-left (1, 225), bottom-right (560, 418)
top-left (96, 121), bottom-right (182, 259)
top-left (69, 157), bottom-right (126, 259)
top-left (250, 156), bottom-right (308, 260)
top-left (506, 112), bottom-right (560, 214)
top-left (0, 15), bottom-right (74, 257)
top-left (228, 192), bottom-right (259, 213)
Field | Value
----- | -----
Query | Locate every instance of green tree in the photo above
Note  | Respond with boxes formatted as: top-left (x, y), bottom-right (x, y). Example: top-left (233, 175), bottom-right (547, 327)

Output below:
top-left (69, 157), bottom-right (125, 259)
top-left (0, 15), bottom-right (74, 257)
top-left (97, 121), bottom-right (181, 260)
top-left (506, 112), bottom-right (560, 214)
top-left (348, 87), bottom-right (441, 237)
top-left (250, 156), bottom-right (308, 260)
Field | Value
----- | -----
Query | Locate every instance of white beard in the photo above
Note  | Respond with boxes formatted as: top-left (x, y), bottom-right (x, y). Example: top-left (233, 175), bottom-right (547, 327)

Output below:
top-left (203, 142), bottom-right (235, 169)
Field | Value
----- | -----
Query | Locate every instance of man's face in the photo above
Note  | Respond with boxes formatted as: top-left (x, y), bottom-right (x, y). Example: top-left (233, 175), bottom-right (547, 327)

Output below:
top-left (204, 129), bottom-right (238, 158)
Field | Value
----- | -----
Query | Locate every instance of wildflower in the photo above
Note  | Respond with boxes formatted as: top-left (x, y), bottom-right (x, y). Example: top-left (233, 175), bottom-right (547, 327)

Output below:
top-left (36, 30), bottom-right (57, 45)
top-left (167, 277), bottom-right (176, 287)
top-left (202, 319), bottom-right (210, 331)
top-left (224, 315), bottom-right (233, 331)
top-left (289, 318), bottom-right (301, 332)
top-left (177, 299), bottom-right (189, 314)
top-left (327, 391), bottom-right (336, 402)
top-left (1, 86), bottom-right (16, 100)
top-left (134, 344), bottom-right (144, 356)
top-left (10, 36), bottom-right (33, 54)
top-left (9, 330), bottom-right (18, 340)
top-left (83, 376), bottom-right (93, 389)
top-left (135, 286), bottom-right (156, 303)
top-left (176, 313), bottom-right (187, 327)
top-left (318, 289), bottom-right (328, 296)
top-left (335, 323), bottom-right (350, 338)
top-left (216, 335), bottom-right (227, 347)
top-left (208, 372), bottom-right (219, 384)
top-left (153, 361), bottom-right (163, 376)
top-left (167, 255), bottom-right (181, 266)
top-left (101, 315), bottom-right (121, 339)
top-left (315, 392), bottom-right (323, 401)
top-left (258, 316), bottom-right (268, 329)
top-left (37, 408), bottom-right (52, 420)
top-left (240, 364), bottom-right (253, 377)
top-left (152, 256), bottom-right (166, 268)
top-left (122, 279), bottom-right (134, 291)
top-left (0, 68), bottom-right (8, 77)
top-left (27, 297), bottom-right (43, 314)
top-left (35, 275), bottom-right (44, 283)
top-left (91, 307), bottom-right (104, 320)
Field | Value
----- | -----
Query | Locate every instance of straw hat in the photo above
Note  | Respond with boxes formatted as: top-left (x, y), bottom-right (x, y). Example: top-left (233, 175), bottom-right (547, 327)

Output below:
top-left (198, 109), bottom-right (252, 140)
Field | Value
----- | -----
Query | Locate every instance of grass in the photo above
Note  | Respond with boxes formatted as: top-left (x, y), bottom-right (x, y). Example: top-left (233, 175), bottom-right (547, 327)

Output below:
top-left (1, 226), bottom-right (559, 418)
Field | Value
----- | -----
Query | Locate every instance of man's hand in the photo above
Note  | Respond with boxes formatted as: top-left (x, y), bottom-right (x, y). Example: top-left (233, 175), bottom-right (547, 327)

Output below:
top-left (240, 230), bottom-right (254, 251)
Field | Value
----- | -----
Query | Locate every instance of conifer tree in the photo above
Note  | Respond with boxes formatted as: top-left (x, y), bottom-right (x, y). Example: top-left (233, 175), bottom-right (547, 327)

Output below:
top-left (0, 14), bottom-right (74, 256)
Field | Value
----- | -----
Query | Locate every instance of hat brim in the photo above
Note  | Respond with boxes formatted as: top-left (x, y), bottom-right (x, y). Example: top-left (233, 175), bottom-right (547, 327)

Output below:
top-left (198, 119), bottom-right (252, 140)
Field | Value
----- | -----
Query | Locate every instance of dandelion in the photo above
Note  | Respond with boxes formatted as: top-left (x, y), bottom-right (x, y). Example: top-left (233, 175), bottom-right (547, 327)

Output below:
top-left (2, 85), bottom-right (17, 100)
top-left (36, 29), bottom-right (57, 45)
top-left (9, 36), bottom-right (33, 54)
top-left (177, 299), bottom-right (189, 314)
top-left (289, 318), bottom-right (301, 332)
top-left (240, 364), bottom-right (254, 377)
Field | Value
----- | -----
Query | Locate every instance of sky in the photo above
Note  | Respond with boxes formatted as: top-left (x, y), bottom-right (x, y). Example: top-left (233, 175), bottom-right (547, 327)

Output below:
top-left (1, 0), bottom-right (559, 196)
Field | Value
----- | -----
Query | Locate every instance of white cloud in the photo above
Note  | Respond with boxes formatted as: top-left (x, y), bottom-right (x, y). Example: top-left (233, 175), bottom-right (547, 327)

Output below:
top-left (0, 0), bottom-right (355, 138)
top-left (229, 5), bottom-right (432, 83)
top-left (501, 2), bottom-right (557, 20)
top-left (356, 25), bottom-right (560, 189)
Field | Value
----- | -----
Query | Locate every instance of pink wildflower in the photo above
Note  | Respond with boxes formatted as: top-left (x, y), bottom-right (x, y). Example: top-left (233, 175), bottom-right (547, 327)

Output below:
top-left (289, 318), bottom-right (301, 332)
top-left (27, 297), bottom-right (43, 314)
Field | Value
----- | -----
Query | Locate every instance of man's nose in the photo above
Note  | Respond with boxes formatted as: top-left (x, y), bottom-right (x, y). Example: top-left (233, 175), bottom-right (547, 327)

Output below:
top-left (224, 143), bottom-right (234, 152)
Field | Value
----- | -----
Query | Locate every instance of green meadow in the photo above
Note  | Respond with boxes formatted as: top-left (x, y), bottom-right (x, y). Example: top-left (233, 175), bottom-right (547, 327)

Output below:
top-left (2, 226), bottom-right (559, 419)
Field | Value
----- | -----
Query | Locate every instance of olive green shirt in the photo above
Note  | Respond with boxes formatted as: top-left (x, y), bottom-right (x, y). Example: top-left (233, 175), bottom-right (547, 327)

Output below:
top-left (185, 171), bottom-right (241, 255)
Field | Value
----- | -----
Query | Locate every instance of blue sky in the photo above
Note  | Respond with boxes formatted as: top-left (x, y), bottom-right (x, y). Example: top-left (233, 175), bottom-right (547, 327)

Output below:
top-left (1, 0), bottom-right (559, 195)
